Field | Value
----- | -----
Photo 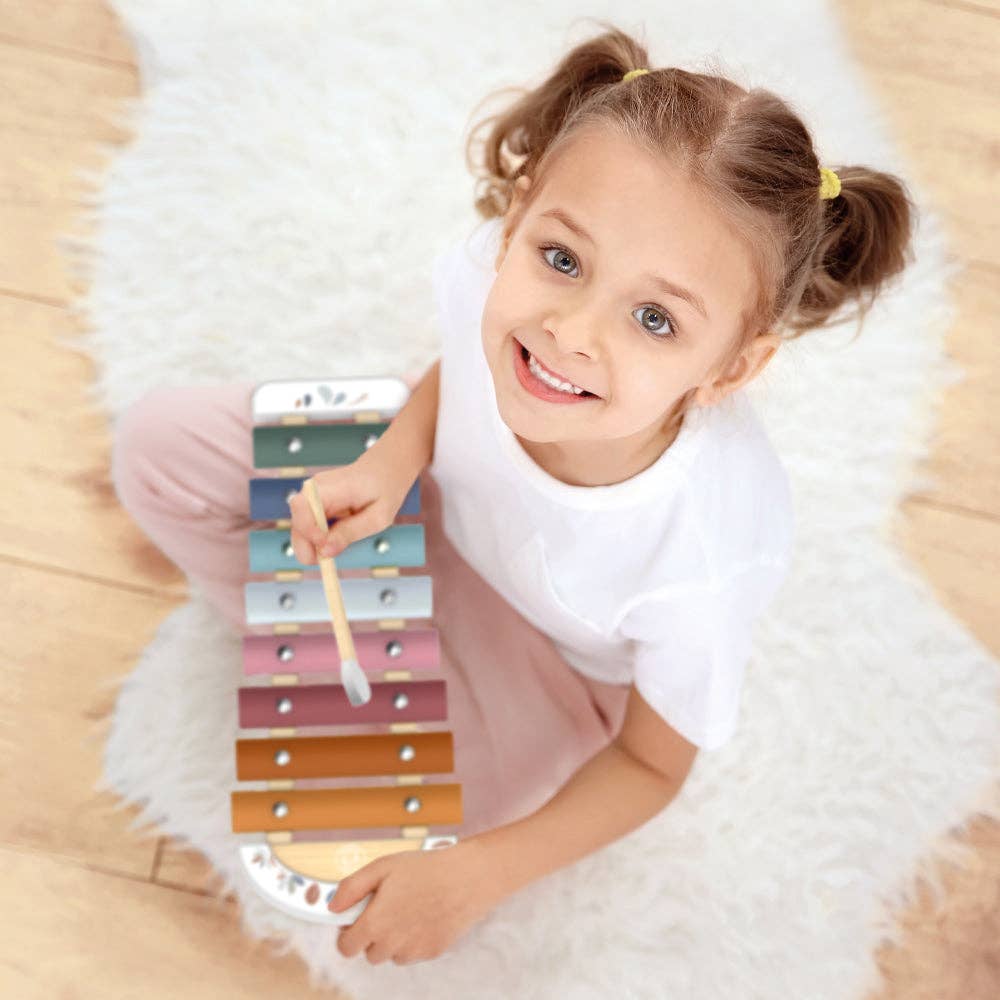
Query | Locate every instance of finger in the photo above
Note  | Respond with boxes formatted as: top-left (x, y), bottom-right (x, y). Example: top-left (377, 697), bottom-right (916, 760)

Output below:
top-left (320, 502), bottom-right (387, 557)
top-left (290, 479), bottom-right (333, 536)
top-left (291, 484), bottom-right (362, 555)
top-left (337, 924), bottom-right (370, 960)
top-left (312, 475), bottom-right (363, 523)
top-left (393, 953), bottom-right (422, 966)
top-left (334, 891), bottom-right (379, 958)
top-left (288, 530), bottom-right (317, 566)
top-left (330, 862), bottom-right (383, 912)
top-left (288, 491), bottom-right (329, 550)
top-left (320, 507), bottom-right (357, 551)
top-left (365, 941), bottom-right (393, 966)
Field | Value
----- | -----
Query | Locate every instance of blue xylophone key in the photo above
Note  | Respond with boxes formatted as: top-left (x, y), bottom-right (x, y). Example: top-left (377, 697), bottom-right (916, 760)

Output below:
top-left (249, 476), bottom-right (421, 521)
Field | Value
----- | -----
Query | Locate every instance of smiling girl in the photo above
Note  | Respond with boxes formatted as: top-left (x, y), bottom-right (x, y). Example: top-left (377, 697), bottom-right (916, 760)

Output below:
top-left (112, 21), bottom-right (916, 967)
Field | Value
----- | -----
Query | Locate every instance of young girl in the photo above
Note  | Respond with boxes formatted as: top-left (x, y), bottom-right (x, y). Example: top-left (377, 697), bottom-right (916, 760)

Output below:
top-left (111, 24), bottom-right (915, 967)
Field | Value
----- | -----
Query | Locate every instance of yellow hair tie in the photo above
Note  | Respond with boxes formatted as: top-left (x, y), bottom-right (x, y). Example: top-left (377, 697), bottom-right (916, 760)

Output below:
top-left (622, 68), bottom-right (650, 83)
top-left (819, 166), bottom-right (841, 200)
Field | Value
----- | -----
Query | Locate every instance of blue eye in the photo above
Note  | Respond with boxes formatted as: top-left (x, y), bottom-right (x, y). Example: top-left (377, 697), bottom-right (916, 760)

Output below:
top-left (633, 304), bottom-right (678, 340)
top-left (538, 243), bottom-right (679, 341)
top-left (540, 243), bottom-right (580, 278)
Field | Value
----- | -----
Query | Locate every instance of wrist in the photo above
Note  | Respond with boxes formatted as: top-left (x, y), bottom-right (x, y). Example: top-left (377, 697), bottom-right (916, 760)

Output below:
top-left (358, 434), bottom-right (420, 499)
top-left (450, 834), bottom-right (513, 907)
top-left (373, 420), bottom-right (427, 480)
top-left (457, 828), bottom-right (520, 905)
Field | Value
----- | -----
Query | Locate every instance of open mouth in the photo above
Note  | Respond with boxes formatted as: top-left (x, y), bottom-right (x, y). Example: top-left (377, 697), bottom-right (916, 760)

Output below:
top-left (518, 341), bottom-right (598, 398)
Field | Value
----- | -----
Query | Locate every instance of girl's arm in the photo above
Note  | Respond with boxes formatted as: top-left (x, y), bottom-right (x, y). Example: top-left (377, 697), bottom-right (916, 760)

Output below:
top-left (467, 685), bottom-right (698, 901)
top-left (374, 359), bottom-right (440, 482)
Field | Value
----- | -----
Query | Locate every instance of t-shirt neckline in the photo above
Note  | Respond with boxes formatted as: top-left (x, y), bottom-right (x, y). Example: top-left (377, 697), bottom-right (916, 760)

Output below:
top-left (487, 382), bottom-right (710, 510)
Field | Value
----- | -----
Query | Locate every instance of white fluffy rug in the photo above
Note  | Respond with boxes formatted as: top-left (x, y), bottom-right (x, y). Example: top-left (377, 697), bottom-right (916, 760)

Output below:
top-left (70, 1), bottom-right (1000, 997)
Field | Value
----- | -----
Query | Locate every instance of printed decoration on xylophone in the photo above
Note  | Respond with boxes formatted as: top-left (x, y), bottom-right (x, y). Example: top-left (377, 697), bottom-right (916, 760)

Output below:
top-left (230, 376), bottom-right (463, 926)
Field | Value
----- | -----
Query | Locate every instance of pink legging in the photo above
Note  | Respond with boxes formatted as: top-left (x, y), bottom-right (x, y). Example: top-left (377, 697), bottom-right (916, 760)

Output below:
top-left (110, 377), bottom-right (629, 836)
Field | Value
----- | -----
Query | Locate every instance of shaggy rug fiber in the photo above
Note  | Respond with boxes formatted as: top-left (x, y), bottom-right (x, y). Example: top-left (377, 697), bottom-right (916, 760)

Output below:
top-left (68, 1), bottom-right (999, 997)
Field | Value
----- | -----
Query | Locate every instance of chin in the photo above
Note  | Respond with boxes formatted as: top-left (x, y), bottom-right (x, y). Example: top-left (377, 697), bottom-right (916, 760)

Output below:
top-left (492, 392), bottom-right (552, 442)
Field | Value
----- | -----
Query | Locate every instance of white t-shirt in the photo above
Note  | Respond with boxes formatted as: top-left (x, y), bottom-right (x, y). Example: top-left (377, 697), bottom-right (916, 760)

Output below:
top-left (428, 216), bottom-right (795, 750)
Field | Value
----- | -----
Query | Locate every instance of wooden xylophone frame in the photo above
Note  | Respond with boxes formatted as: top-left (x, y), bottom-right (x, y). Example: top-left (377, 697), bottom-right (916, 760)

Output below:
top-left (231, 376), bottom-right (463, 926)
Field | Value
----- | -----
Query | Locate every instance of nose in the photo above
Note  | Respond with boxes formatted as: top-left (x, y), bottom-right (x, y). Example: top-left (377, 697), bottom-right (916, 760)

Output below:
top-left (541, 310), bottom-right (603, 365)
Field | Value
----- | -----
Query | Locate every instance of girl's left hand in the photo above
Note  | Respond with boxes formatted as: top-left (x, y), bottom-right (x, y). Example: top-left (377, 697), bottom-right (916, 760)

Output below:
top-left (331, 840), bottom-right (503, 966)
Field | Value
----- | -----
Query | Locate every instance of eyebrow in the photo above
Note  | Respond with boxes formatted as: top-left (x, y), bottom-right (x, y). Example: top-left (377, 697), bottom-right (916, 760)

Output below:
top-left (538, 207), bottom-right (711, 322)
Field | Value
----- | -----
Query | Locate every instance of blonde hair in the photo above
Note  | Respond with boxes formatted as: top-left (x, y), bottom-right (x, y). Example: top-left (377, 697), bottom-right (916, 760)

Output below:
top-left (464, 20), bottom-right (917, 423)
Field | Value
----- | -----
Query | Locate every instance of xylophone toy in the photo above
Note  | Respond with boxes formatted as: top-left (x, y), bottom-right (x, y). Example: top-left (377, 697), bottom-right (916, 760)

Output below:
top-left (230, 376), bottom-right (463, 925)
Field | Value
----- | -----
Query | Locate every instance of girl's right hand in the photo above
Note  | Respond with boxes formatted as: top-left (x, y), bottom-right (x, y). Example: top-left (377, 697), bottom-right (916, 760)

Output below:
top-left (287, 451), bottom-right (411, 566)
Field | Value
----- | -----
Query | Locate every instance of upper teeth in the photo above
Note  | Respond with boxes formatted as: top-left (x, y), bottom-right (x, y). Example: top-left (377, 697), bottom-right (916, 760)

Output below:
top-left (527, 352), bottom-right (586, 394)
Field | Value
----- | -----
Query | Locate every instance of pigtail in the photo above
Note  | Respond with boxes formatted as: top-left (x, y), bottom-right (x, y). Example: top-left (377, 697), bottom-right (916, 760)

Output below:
top-left (465, 21), bottom-right (650, 220)
top-left (461, 20), bottom-right (919, 358)
top-left (786, 166), bottom-right (918, 339)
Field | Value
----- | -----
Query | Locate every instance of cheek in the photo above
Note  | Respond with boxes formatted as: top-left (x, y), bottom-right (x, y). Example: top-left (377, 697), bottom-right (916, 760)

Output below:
top-left (479, 307), bottom-right (505, 358)
top-left (487, 264), bottom-right (537, 319)
top-left (480, 281), bottom-right (509, 334)
top-left (617, 363), bottom-right (687, 410)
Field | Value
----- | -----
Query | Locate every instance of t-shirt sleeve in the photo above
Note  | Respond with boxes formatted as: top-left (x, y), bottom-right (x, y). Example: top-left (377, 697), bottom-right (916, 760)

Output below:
top-left (431, 244), bottom-right (460, 334)
top-left (431, 218), bottom-right (500, 335)
top-left (619, 558), bottom-right (791, 751)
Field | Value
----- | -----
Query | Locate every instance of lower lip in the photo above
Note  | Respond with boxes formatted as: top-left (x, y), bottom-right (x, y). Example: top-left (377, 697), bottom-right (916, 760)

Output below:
top-left (512, 339), bottom-right (597, 405)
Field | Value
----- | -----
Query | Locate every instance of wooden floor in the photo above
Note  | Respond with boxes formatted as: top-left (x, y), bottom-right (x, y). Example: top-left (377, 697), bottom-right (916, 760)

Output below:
top-left (2, 1), bottom-right (997, 996)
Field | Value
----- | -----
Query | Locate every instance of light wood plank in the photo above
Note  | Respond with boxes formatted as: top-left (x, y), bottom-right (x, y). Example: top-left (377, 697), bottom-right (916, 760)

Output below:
top-left (154, 840), bottom-right (224, 893)
top-left (868, 813), bottom-right (1000, 1000)
top-left (930, 0), bottom-right (1000, 17)
top-left (897, 259), bottom-right (1000, 519)
top-left (0, 295), bottom-right (188, 599)
top-left (0, 35), bottom-right (138, 302)
top-left (0, 0), bottom-right (136, 67)
top-left (835, 0), bottom-right (1000, 266)
top-left (4, 558), bottom-right (175, 880)
top-left (891, 499), bottom-right (1000, 652)
top-left (1, 843), bottom-right (343, 999)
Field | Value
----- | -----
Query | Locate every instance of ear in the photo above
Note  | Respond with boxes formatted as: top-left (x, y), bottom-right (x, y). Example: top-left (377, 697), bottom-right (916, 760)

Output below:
top-left (694, 332), bottom-right (781, 407)
top-left (494, 174), bottom-right (533, 272)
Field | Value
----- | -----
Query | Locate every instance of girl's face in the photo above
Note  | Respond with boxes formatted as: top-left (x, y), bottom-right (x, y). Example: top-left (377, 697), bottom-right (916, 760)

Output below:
top-left (481, 126), bottom-right (777, 487)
